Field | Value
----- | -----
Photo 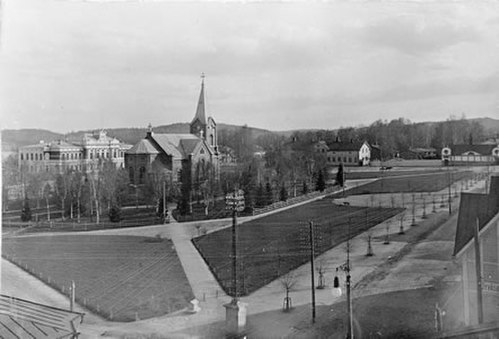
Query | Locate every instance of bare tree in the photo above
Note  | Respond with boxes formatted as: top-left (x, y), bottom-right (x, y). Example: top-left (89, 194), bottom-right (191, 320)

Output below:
top-left (279, 271), bottom-right (297, 312)
top-left (42, 183), bottom-right (51, 222)
top-left (316, 258), bottom-right (328, 289)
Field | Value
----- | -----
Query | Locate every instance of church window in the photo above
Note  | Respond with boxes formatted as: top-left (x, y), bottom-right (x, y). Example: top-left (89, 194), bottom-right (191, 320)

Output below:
top-left (20, 153), bottom-right (24, 160)
top-left (129, 167), bottom-right (134, 182)
top-left (139, 167), bottom-right (146, 184)
top-left (31, 153), bottom-right (34, 160)
top-left (61, 153), bottom-right (65, 160)
top-left (90, 152), bottom-right (93, 159)
top-left (200, 148), bottom-right (205, 154)
top-left (35, 154), bottom-right (38, 161)
top-left (332, 157), bottom-right (336, 162)
top-left (113, 151), bottom-right (117, 158)
top-left (210, 134), bottom-right (214, 146)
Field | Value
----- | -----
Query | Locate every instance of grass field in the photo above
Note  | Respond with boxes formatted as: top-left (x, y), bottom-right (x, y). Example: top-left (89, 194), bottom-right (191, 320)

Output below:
top-left (344, 168), bottom-right (446, 180)
top-left (2, 235), bottom-right (194, 322)
top-left (338, 170), bottom-right (472, 196)
top-left (193, 199), bottom-right (403, 297)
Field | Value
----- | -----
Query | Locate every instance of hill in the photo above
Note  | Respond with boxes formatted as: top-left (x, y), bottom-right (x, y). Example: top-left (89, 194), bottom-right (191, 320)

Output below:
top-left (470, 117), bottom-right (499, 134)
top-left (1, 123), bottom-right (275, 150)
top-left (1, 129), bottom-right (64, 151)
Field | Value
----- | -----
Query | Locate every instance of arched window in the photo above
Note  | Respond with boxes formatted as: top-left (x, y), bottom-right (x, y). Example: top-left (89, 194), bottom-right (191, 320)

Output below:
top-left (139, 167), bottom-right (146, 184)
top-left (35, 153), bottom-right (38, 161)
top-left (20, 153), bottom-right (24, 160)
top-left (210, 134), bottom-right (214, 146)
top-left (129, 167), bottom-right (134, 182)
top-left (30, 153), bottom-right (34, 160)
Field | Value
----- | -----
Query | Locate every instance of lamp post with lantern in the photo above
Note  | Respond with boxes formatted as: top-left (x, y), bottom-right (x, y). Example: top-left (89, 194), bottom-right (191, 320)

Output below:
top-left (223, 188), bottom-right (247, 336)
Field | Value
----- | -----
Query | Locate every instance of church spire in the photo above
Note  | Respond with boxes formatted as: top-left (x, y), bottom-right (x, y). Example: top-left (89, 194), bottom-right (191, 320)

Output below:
top-left (192, 73), bottom-right (206, 125)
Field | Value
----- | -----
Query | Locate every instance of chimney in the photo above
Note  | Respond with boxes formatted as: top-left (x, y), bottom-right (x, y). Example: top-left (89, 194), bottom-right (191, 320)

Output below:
top-left (146, 123), bottom-right (153, 138)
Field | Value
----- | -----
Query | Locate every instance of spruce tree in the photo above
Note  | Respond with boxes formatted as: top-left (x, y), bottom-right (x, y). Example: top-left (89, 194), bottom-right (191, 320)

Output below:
top-left (21, 197), bottom-right (32, 222)
top-left (336, 163), bottom-right (345, 187)
top-left (279, 184), bottom-right (288, 201)
top-left (316, 170), bottom-right (326, 192)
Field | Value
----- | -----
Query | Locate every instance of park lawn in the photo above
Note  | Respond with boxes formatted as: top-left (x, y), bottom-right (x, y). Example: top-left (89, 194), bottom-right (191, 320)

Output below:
top-left (339, 170), bottom-right (472, 196)
top-left (2, 234), bottom-right (194, 322)
top-left (193, 199), bottom-right (403, 297)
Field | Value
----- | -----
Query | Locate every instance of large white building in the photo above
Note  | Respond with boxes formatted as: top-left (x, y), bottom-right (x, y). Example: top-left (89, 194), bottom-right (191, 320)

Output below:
top-left (18, 131), bottom-right (132, 174)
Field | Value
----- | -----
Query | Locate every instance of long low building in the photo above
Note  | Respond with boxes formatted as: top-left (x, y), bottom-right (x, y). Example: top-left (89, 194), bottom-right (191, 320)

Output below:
top-left (442, 144), bottom-right (499, 165)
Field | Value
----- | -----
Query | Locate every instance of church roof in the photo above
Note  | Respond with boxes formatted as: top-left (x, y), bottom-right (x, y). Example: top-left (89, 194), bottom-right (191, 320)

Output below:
top-left (151, 133), bottom-right (202, 158)
top-left (126, 139), bottom-right (159, 154)
top-left (453, 175), bottom-right (499, 256)
top-left (191, 79), bottom-right (206, 125)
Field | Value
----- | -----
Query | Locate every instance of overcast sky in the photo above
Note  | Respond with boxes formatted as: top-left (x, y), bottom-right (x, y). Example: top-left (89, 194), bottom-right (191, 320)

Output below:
top-left (1, 0), bottom-right (499, 133)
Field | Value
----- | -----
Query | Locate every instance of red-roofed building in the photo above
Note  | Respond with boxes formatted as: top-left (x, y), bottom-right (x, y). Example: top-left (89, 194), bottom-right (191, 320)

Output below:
top-left (125, 78), bottom-right (219, 185)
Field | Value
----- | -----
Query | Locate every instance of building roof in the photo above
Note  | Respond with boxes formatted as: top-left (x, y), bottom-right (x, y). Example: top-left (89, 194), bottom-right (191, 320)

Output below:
top-left (0, 294), bottom-right (84, 338)
top-left (126, 139), bottom-right (160, 155)
top-left (454, 175), bottom-right (499, 256)
top-left (150, 133), bottom-right (203, 158)
top-left (327, 141), bottom-right (367, 152)
top-left (451, 144), bottom-right (497, 156)
top-left (48, 140), bottom-right (82, 151)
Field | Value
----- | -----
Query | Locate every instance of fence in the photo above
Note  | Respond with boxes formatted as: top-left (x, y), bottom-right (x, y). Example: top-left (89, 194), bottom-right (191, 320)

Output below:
top-left (252, 186), bottom-right (339, 216)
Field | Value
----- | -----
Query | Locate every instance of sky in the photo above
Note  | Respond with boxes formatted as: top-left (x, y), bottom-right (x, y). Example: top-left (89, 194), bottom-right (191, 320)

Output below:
top-left (1, 0), bottom-right (499, 133)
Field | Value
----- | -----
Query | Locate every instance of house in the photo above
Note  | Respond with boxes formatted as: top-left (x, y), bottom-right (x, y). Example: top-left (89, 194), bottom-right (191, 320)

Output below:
top-left (408, 147), bottom-right (438, 159)
top-left (314, 139), bottom-right (371, 166)
top-left (442, 144), bottom-right (499, 165)
top-left (125, 77), bottom-right (219, 186)
top-left (18, 131), bottom-right (131, 174)
top-left (453, 175), bottom-right (499, 327)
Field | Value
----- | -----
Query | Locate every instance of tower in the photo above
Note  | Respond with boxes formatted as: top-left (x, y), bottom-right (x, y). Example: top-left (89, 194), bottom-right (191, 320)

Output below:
top-left (190, 74), bottom-right (207, 139)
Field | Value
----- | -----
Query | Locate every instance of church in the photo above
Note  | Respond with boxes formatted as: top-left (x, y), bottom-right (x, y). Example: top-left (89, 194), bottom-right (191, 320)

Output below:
top-left (125, 77), bottom-right (219, 186)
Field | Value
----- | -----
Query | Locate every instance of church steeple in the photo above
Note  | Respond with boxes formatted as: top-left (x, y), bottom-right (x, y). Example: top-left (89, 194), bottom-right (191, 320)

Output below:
top-left (190, 74), bottom-right (207, 138)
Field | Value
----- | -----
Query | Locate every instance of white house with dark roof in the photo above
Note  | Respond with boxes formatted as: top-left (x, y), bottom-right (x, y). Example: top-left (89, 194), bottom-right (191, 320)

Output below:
top-left (315, 139), bottom-right (371, 166)
top-left (125, 77), bottom-right (219, 185)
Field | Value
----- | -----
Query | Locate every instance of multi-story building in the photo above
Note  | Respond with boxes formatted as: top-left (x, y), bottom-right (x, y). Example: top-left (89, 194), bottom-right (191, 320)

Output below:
top-left (18, 131), bottom-right (132, 174)
top-left (314, 139), bottom-right (371, 166)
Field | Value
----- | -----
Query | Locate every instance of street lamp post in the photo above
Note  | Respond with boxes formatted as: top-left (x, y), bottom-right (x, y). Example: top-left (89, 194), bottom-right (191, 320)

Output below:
top-left (334, 219), bottom-right (354, 339)
top-left (224, 188), bottom-right (247, 335)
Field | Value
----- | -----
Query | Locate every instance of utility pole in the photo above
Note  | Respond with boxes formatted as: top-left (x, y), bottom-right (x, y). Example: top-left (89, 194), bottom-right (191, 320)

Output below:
top-left (231, 189), bottom-right (238, 303)
top-left (346, 218), bottom-right (354, 339)
top-left (163, 180), bottom-right (167, 223)
top-left (473, 218), bottom-right (484, 324)
top-left (309, 221), bottom-right (316, 323)
top-left (447, 167), bottom-right (452, 215)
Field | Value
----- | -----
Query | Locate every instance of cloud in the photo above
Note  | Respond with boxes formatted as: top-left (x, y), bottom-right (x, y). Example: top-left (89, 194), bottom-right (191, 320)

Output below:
top-left (362, 15), bottom-right (480, 56)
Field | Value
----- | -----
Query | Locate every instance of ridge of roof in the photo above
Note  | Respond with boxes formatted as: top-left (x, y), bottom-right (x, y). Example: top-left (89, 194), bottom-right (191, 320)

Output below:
top-left (454, 175), bottom-right (499, 256)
